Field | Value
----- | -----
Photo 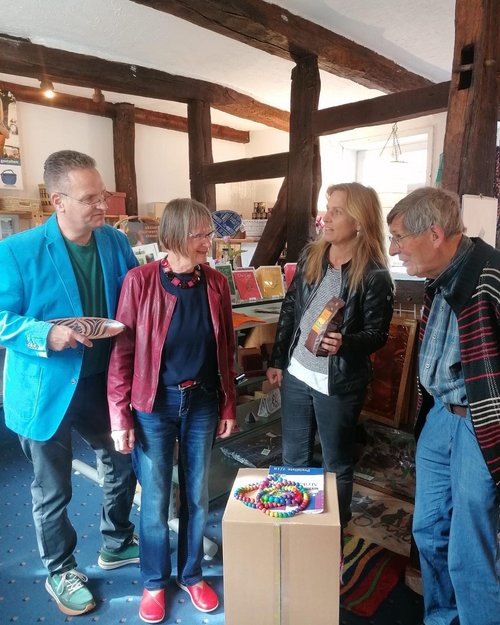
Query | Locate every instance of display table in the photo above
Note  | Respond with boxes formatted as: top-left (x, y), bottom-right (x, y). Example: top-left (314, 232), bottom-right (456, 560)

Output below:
top-left (223, 468), bottom-right (340, 625)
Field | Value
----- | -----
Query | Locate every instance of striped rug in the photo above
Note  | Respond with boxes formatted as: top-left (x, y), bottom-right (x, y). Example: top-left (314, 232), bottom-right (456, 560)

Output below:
top-left (340, 535), bottom-right (408, 617)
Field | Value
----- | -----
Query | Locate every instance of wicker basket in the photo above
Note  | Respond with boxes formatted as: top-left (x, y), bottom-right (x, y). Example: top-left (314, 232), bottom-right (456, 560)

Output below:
top-left (114, 215), bottom-right (160, 246)
top-left (38, 184), bottom-right (51, 209)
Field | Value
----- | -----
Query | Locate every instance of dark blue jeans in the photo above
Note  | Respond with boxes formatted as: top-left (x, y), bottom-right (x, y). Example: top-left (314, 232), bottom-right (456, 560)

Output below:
top-left (19, 373), bottom-right (137, 574)
top-left (133, 384), bottom-right (219, 590)
top-left (281, 370), bottom-right (366, 527)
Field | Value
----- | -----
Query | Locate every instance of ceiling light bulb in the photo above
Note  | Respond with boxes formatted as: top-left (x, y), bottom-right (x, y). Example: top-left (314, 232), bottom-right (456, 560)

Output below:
top-left (40, 79), bottom-right (55, 99)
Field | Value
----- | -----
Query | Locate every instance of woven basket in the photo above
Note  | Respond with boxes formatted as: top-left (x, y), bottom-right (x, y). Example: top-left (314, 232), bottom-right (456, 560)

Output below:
top-left (114, 215), bottom-right (160, 246)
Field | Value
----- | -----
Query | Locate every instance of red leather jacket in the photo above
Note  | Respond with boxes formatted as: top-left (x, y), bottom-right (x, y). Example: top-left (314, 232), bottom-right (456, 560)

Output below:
top-left (107, 261), bottom-right (236, 430)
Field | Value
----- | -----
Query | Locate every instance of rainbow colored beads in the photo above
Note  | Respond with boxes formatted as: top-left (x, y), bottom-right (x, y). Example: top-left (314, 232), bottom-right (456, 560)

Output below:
top-left (233, 474), bottom-right (311, 517)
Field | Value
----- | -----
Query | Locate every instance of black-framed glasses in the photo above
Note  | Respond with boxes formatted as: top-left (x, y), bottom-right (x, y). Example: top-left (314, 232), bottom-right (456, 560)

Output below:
top-left (188, 230), bottom-right (215, 241)
top-left (388, 232), bottom-right (418, 249)
top-left (57, 191), bottom-right (114, 209)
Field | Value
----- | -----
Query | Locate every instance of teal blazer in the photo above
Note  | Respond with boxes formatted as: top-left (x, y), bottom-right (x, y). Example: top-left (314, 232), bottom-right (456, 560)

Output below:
top-left (0, 214), bottom-right (138, 440)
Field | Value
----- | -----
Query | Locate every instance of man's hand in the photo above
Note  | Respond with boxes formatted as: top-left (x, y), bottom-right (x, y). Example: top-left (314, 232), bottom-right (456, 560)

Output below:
top-left (47, 324), bottom-right (93, 351)
top-left (111, 429), bottom-right (135, 454)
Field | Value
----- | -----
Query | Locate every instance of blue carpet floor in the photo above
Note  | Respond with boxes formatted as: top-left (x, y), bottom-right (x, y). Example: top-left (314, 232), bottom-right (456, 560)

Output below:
top-left (0, 416), bottom-right (423, 625)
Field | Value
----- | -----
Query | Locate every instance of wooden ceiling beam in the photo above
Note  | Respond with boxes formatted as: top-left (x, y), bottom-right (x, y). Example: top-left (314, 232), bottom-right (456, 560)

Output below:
top-left (203, 152), bottom-right (288, 184)
top-left (0, 34), bottom-right (289, 131)
top-left (0, 80), bottom-right (249, 143)
top-left (313, 81), bottom-right (451, 136)
top-left (133, 0), bottom-right (432, 92)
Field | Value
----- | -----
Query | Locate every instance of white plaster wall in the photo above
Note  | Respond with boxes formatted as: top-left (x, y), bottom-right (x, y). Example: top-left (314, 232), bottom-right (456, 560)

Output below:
top-left (135, 123), bottom-right (247, 215)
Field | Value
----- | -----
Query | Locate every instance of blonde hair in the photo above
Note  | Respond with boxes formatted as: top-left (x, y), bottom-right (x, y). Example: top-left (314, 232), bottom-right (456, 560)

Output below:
top-left (159, 198), bottom-right (213, 256)
top-left (304, 182), bottom-right (389, 291)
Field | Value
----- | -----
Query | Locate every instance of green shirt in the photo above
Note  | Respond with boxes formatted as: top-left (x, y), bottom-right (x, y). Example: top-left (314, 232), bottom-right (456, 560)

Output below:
top-left (64, 234), bottom-right (110, 377)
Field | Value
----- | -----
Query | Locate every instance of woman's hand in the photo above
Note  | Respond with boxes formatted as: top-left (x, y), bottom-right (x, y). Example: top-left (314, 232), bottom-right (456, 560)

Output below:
top-left (217, 419), bottom-right (239, 439)
top-left (111, 428), bottom-right (135, 454)
top-left (320, 331), bottom-right (343, 355)
top-left (266, 367), bottom-right (283, 387)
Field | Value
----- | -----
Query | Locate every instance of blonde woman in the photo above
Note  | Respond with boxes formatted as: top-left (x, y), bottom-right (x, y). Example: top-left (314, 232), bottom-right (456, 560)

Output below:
top-left (267, 182), bottom-right (394, 533)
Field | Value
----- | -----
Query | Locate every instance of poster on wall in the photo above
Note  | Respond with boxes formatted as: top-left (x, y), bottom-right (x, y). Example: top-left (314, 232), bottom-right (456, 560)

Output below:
top-left (0, 89), bottom-right (23, 190)
top-left (461, 194), bottom-right (497, 247)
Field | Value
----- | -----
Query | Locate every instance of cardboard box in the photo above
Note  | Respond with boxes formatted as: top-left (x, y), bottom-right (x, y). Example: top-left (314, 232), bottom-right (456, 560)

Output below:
top-left (223, 468), bottom-right (340, 625)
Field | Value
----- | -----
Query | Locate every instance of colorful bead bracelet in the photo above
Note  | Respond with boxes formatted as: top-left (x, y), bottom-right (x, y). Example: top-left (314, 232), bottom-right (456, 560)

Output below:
top-left (233, 475), bottom-right (311, 518)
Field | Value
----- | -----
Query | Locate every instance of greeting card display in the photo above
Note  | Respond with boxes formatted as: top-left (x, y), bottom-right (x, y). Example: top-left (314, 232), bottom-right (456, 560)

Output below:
top-left (283, 263), bottom-right (297, 289)
top-left (215, 263), bottom-right (236, 296)
top-left (232, 268), bottom-right (263, 301)
top-left (255, 266), bottom-right (285, 299)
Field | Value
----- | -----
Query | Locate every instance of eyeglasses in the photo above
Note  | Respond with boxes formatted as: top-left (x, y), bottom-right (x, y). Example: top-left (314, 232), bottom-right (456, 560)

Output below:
top-left (188, 230), bottom-right (215, 241)
top-left (57, 191), bottom-right (114, 209)
top-left (388, 232), bottom-right (418, 249)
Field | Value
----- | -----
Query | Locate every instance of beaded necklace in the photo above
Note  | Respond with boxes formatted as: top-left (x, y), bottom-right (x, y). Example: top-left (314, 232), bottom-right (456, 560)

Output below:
top-left (233, 475), bottom-right (311, 518)
top-left (161, 257), bottom-right (201, 288)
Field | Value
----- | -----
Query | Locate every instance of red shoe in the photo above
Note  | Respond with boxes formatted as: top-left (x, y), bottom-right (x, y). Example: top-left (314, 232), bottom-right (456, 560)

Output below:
top-left (177, 580), bottom-right (219, 612)
top-left (139, 589), bottom-right (165, 623)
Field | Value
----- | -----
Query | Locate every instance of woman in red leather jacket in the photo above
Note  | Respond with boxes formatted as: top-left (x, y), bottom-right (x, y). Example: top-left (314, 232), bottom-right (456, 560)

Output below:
top-left (267, 182), bottom-right (394, 536)
top-left (107, 198), bottom-right (237, 623)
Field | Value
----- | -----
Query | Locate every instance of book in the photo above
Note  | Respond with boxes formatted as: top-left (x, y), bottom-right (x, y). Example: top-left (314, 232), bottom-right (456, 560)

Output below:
top-left (215, 262), bottom-right (236, 296)
top-left (255, 265), bottom-right (285, 299)
top-left (232, 268), bottom-right (263, 301)
top-left (268, 465), bottom-right (325, 513)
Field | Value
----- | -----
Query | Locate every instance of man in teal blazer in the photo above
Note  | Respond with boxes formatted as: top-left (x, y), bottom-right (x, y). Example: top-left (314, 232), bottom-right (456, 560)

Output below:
top-left (0, 150), bottom-right (139, 616)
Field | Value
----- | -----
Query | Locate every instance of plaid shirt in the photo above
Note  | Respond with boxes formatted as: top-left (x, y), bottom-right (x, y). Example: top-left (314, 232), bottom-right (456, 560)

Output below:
top-left (419, 236), bottom-right (472, 406)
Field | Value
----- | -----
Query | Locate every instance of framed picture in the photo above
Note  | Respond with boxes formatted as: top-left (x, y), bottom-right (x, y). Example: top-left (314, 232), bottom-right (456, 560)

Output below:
top-left (0, 213), bottom-right (20, 240)
top-left (361, 317), bottom-right (418, 428)
top-left (255, 265), bottom-right (285, 299)
top-left (132, 242), bottom-right (160, 265)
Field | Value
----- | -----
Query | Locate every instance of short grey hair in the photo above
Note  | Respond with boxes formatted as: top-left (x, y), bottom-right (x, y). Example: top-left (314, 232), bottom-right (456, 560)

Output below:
top-left (387, 186), bottom-right (464, 238)
top-left (159, 198), bottom-right (213, 256)
top-left (43, 150), bottom-right (96, 194)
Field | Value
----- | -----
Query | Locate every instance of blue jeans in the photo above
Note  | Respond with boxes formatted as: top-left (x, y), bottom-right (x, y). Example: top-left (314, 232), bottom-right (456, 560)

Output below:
top-left (281, 370), bottom-right (366, 527)
top-left (133, 384), bottom-right (219, 590)
top-left (19, 373), bottom-right (137, 574)
top-left (413, 400), bottom-right (500, 625)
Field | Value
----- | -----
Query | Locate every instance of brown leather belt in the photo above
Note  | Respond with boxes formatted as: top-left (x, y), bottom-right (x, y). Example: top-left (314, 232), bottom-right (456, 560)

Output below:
top-left (446, 403), bottom-right (468, 417)
top-left (166, 380), bottom-right (200, 391)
